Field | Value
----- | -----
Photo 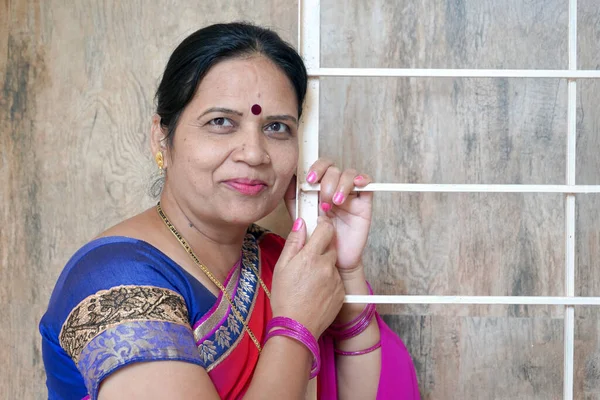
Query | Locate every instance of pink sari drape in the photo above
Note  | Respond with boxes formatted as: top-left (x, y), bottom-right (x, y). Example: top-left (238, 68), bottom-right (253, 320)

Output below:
top-left (318, 315), bottom-right (420, 399)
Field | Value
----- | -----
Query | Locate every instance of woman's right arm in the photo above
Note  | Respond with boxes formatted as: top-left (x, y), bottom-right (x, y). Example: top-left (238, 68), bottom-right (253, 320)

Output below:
top-left (97, 336), bottom-right (310, 399)
top-left (98, 336), bottom-right (312, 399)
top-left (246, 216), bottom-right (345, 399)
top-left (98, 217), bottom-right (344, 399)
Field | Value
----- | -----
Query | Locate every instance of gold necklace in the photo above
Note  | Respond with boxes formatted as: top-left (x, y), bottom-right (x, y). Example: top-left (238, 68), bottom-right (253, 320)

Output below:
top-left (156, 202), bottom-right (269, 352)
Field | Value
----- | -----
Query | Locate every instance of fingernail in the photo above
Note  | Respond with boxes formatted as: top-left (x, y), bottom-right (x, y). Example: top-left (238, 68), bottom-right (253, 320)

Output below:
top-left (321, 202), bottom-right (332, 212)
top-left (306, 171), bottom-right (317, 184)
top-left (355, 175), bottom-right (364, 181)
top-left (333, 192), bottom-right (345, 204)
top-left (292, 218), bottom-right (303, 232)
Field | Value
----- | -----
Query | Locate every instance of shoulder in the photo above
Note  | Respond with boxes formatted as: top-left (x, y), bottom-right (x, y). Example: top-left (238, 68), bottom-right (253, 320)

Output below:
top-left (39, 236), bottom-right (209, 398)
top-left (94, 207), bottom-right (160, 242)
top-left (54, 236), bottom-right (186, 291)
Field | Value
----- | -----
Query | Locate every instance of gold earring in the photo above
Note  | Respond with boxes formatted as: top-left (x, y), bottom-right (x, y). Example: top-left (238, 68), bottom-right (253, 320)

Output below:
top-left (155, 152), bottom-right (164, 172)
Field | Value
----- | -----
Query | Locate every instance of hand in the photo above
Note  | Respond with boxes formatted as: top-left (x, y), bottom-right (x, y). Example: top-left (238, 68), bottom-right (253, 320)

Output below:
top-left (270, 216), bottom-right (345, 338)
top-left (284, 159), bottom-right (373, 276)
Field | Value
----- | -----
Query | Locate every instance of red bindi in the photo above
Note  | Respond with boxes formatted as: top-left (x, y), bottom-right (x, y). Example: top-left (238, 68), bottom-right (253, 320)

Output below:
top-left (251, 104), bottom-right (262, 115)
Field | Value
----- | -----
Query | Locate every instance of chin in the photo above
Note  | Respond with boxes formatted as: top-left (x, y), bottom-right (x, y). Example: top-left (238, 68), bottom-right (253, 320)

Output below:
top-left (218, 203), bottom-right (274, 226)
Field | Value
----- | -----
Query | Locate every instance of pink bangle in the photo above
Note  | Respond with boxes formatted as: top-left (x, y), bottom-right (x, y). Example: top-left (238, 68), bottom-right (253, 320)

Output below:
top-left (329, 281), bottom-right (374, 329)
top-left (264, 317), bottom-right (320, 379)
top-left (327, 281), bottom-right (376, 341)
top-left (334, 341), bottom-right (382, 356)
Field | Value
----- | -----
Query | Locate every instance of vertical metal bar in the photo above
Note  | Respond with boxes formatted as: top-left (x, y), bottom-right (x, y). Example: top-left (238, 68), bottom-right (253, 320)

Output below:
top-left (298, 1), bottom-right (321, 398)
top-left (298, 0), bottom-right (320, 236)
top-left (564, 1), bottom-right (577, 399)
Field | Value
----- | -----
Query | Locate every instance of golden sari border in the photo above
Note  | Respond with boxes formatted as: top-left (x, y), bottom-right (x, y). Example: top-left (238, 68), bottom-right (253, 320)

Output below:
top-left (193, 226), bottom-right (266, 371)
top-left (59, 285), bottom-right (189, 363)
top-left (206, 256), bottom-right (261, 372)
top-left (193, 266), bottom-right (240, 340)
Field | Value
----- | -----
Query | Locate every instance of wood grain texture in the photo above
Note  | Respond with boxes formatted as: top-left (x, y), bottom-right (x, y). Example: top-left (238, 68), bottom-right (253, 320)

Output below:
top-left (1, 2), bottom-right (51, 399)
top-left (318, 1), bottom-right (598, 399)
top-left (579, 1), bottom-right (600, 71)
top-left (1, 1), bottom-right (297, 399)
top-left (575, 307), bottom-right (600, 400)
top-left (575, 4), bottom-right (600, 399)
top-left (2, 0), bottom-right (599, 399)
top-left (384, 314), bottom-right (564, 400)
top-left (321, 0), bottom-right (568, 69)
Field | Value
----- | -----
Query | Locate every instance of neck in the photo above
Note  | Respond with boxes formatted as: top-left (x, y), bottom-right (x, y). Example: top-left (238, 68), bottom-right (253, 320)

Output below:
top-left (157, 191), bottom-right (248, 282)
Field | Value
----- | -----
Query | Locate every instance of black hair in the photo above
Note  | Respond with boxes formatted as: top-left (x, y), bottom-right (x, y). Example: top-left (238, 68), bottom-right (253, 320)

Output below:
top-left (155, 22), bottom-right (308, 148)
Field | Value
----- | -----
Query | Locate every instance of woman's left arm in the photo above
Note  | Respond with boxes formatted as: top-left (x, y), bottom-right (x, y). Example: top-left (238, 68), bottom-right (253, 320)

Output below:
top-left (330, 267), bottom-right (382, 399)
top-left (308, 161), bottom-right (381, 399)
top-left (286, 161), bottom-right (382, 399)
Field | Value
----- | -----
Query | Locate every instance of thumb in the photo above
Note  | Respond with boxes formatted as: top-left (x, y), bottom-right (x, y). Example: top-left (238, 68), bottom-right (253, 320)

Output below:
top-left (279, 218), bottom-right (306, 266)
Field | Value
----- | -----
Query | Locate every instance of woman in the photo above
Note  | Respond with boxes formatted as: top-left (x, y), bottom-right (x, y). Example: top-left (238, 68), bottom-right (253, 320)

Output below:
top-left (40, 23), bottom-right (419, 400)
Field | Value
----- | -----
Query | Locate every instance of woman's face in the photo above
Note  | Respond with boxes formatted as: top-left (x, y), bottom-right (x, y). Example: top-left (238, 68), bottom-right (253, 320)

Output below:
top-left (160, 55), bottom-right (300, 226)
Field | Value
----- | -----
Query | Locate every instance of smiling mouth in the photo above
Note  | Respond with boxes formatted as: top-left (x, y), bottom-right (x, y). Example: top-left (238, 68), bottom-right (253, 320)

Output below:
top-left (222, 180), bottom-right (268, 196)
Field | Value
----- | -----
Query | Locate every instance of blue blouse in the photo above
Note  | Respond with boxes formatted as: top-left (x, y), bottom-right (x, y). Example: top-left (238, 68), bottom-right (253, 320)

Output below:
top-left (39, 236), bottom-right (218, 399)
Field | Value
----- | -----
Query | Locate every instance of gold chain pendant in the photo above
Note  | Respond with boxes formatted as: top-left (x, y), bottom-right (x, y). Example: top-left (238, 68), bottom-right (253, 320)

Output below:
top-left (156, 202), bottom-right (268, 352)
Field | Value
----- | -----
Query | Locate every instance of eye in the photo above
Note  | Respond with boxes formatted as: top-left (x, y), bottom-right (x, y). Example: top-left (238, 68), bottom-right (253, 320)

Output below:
top-left (209, 117), bottom-right (234, 127)
top-left (264, 122), bottom-right (291, 134)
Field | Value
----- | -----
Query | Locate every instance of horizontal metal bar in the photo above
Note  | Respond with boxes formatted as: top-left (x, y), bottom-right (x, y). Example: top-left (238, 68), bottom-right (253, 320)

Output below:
top-left (301, 183), bottom-right (600, 194)
top-left (308, 68), bottom-right (600, 79)
top-left (345, 295), bottom-right (600, 305)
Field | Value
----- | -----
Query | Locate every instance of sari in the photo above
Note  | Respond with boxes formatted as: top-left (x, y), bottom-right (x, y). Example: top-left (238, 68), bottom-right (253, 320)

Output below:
top-left (39, 225), bottom-right (419, 399)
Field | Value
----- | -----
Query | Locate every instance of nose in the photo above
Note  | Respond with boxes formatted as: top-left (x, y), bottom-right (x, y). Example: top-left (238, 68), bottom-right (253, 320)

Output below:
top-left (231, 128), bottom-right (270, 166)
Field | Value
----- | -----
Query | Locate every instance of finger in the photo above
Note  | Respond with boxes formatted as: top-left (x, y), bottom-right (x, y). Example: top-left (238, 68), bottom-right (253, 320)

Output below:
top-left (318, 166), bottom-right (341, 214)
top-left (332, 169), bottom-right (358, 206)
top-left (353, 172), bottom-right (373, 188)
top-left (303, 216), bottom-right (335, 255)
top-left (305, 158), bottom-right (335, 184)
top-left (279, 218), bottom-right (307, 266)
top-left (352, 172), bottom-right (374, 201)
top-left (284, 175), bottom-right (297, 220)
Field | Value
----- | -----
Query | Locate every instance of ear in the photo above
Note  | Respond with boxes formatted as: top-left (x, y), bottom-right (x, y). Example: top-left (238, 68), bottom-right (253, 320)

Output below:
top-left (151, 114), bottom-right (168, 168)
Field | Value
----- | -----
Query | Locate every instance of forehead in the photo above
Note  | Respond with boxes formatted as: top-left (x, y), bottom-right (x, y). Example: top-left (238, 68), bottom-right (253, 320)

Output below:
top-left (193, 56), bottom-right (298, 113)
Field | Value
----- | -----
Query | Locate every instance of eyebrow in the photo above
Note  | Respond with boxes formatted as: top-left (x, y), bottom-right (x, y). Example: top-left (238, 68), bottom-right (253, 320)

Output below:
top-left (198, 107), bottom-right (244, 119)
top-left (265, 115), bottom-right (298, 126)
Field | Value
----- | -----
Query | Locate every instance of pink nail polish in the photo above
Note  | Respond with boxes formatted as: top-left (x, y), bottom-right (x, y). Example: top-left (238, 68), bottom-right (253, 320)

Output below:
top-left (321, 202), bottom-right (332, 212)
top-left (292, 218), bottom-right (303, 232)
top-left (333, 192), bottom-right (345, 204)
top-left (306, 171), bottom-right (317, 184)
top-left (355, 175), bottom-right (364, 181)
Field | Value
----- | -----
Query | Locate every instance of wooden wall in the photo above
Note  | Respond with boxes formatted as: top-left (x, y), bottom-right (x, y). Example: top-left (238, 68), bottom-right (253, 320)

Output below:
top-left (1, 1), bottom-right (598, 398)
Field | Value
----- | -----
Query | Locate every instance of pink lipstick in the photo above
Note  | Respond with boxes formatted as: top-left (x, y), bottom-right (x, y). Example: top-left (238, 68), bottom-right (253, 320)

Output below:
top-left (223, 178), bottom-right (267, 196)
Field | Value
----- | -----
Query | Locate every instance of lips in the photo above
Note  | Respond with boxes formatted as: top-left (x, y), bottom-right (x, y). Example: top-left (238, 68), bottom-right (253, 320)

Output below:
top-left (222, 178), bottom-right (268, 196)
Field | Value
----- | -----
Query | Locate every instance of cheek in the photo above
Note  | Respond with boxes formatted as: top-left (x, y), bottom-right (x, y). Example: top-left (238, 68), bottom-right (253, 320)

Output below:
top-left (277, 146), bottom-right (299, 177)
top-left (178, 137), bottom-right (228, 170)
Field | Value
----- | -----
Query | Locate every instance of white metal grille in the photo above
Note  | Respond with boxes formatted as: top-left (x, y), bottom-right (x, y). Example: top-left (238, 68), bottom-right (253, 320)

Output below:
top-left (297, 1), bottom-right (598, 399)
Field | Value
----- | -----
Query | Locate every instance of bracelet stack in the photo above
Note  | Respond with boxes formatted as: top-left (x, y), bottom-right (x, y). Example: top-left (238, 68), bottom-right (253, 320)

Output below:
top-left (327, 281), bottom-right (376, 341)
top-left (327, 281), bottom-right (381, 356)
top-left (264, 316), bottom-right (321, 379)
